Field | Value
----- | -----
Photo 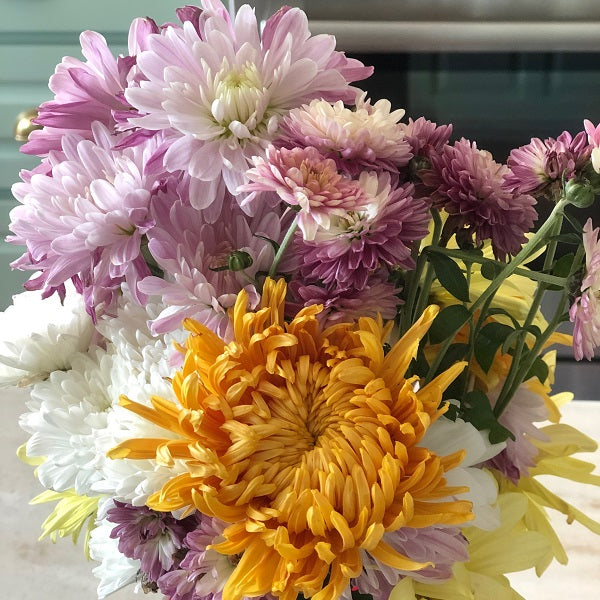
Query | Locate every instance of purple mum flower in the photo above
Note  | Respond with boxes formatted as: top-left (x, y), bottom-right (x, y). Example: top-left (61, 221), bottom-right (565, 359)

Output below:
top-left (399, 116), bottom-right (453, 160)
top-left (297, 173), bottom-right (429, 289)
top-left (107, 501), bottom-right (198, 585)
top-left (423, 138), bottom-right (538, 260)
top-left (292, 276), bottom-right (400, 326)
top-left (504, 130), bottom-right (590, 196)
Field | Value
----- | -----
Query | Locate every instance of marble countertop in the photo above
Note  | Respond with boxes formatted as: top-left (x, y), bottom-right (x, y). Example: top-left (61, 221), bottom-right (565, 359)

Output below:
top-left (2, 389), bottom-right (599, 599)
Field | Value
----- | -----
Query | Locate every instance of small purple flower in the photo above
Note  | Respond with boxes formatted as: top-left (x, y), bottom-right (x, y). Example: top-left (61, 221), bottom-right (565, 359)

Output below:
top-left (296, 174), bottom-right (429, 289)
top-left (107, 501), bottom-right (198, 584)
top-left (423, 138), bottom-right (538, 260)
top-left (292, 276), bottom-right (400, 326)
top-left (570, 218), bottom-right (600, 361)
top-left (399, 116), bottom-right (453, 160)
top-left (504, 130), bottom-right (590, 196)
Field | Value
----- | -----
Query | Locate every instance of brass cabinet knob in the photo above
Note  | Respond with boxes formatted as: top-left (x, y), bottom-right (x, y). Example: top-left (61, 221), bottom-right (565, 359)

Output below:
top-left (14, 108), bottom-right (42, 142)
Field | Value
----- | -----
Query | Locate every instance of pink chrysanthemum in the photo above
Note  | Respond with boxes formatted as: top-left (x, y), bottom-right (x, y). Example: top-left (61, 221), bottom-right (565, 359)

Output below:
top-left (241, 146), bottom-right (370, 240)
top-left (297, 173), bottom-right (430, 288)
top-left (276, 93), bottom-right (412, 176)
top-left (138, 182), bottom-right (285, 339)
top-left (423, 138), bottom-right (537, 260)
top-left (504, 130), bottom-right (590, 195)
top-left (9, 122), bottom-right (160, 318)
top-left (570, 218), bottom-right (600, 360)
top-left (22, 27), bottom-right (148, 156)
top-left (123, 1), bottom-right (372, 199)
top-left (584, 119), bottom-right (600, 173)
top-left (292, 277), bottom-right (400, 326)
top-left (399, 116), bottom-right (453, 159)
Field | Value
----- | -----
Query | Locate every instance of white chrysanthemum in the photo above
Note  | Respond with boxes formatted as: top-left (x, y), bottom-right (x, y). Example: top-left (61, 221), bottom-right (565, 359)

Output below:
top-left (0, 284), bottom-right (93, 386)
top-left (421, 416), bottom-right (507, 530)
top-left (89, 501), bottom-right (140, 600)
top-left (280, 93), bottom-right (412, 171)
top-left (91, 292), bottom-right (189, 505)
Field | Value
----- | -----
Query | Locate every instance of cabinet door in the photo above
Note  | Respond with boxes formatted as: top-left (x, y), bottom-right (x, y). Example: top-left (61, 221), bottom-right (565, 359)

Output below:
top-left (0, 0), bottom-right (183, 308)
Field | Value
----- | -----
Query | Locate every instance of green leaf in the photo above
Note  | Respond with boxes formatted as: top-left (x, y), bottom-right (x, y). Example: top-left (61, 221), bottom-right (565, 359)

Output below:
top-left (552, 253), bottom-right (575, 279)
top-left (486, 307), bottom-right (522, 329)
top-left (526, 356), bottom-right (549, 384)
top-left (253, 234), bottom-right (280, 253)
top-left (429, 305), bottom-right (472, 344)
top-left (437, 343), bottom-right (470, 374)
top-left (427, 252), bottom-right (470, 302)
top-left (480, 260), bottom-right (502, 281)
top-left (474, 322), bottom-right (514, 373)
top-left (460, 390), bottom-right (515, 444)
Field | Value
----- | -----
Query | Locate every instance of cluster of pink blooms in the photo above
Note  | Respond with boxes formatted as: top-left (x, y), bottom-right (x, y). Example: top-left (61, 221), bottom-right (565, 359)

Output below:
top-left (7, 1), bottom-right (600, 598)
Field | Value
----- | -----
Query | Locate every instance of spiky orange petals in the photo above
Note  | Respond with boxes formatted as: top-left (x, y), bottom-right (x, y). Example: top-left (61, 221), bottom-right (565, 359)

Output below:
top-left (110, 279), bottom-right (472, 600)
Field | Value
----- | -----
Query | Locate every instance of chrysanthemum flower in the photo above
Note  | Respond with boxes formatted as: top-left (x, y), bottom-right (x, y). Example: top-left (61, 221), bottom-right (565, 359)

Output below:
top-left (504, 130), bottom-right (590, 196)
top-left (297, 174), bottom-right (430, 288)
top-left (108, 279), bottom-right (473, 600)
top-left (21, 31), bottom-right (129, 156)
top-left (423, 138), bottom-right (538, 260)
top-left (584, 119), bottom-right (600, 172)
top-left (570, 218), bottom-right (600, 360)
top-left (107, 500), bottom-right (198, 584)
top-left (124, 1), bottom-right (372, 196)
top-left (9, 122), bottom-right (160, 318)
top-left (241, 146), bottom-right (370, 240)
top-left (0, 282), bottom-right (93, 387)
top-left (277, 94), bottom-right (412, 176)
top-left (293, 277), bottom-right (400, 326)
top-left (399, 117), bottom-right (452, 160)
top-left (138, 184), bottom-right (285, 338)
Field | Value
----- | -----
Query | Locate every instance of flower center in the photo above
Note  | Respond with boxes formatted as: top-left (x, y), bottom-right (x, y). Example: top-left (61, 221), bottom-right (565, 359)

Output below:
top-left (211, 60), bottom-right (272, 137)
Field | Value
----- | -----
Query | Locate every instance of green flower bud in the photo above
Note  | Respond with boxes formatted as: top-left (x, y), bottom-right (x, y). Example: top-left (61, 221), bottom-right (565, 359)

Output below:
top-left (228, 250), bottom-right (253, 271)
top-left (565, 179), bottom-right (595, 208)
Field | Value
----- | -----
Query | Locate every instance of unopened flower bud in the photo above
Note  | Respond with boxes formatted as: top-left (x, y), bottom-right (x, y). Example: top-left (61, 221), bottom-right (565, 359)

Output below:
top-left (565, 180), bottom-right (595, 208)
top-left (228, 250), bottom-right (253, 271)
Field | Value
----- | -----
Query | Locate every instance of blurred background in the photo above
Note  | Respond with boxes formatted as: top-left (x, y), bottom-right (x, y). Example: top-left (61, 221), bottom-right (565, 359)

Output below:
top-left (1, 0), bottom-right (599, 395)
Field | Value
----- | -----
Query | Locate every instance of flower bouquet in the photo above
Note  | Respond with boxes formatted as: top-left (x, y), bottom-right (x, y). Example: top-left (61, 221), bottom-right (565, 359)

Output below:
top-left (3, 2), bottom-right (600, 599)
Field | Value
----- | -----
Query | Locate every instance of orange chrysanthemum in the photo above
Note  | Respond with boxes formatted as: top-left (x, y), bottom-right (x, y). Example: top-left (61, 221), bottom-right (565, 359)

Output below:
top-left (108, 279), bottom-right (473, 600)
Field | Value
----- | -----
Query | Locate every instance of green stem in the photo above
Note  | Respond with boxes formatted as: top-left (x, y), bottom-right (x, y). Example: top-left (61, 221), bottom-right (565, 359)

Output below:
top-left (424, 247), bottom-right (568, 288)
top-left (268, 214), bottom-right (299, 278)
top-left (494, 213), bottom-right (564, 413)
top-left (403, 209), bottom-right (443, 334)
top-left (493, 242), bottom-right (585, 417)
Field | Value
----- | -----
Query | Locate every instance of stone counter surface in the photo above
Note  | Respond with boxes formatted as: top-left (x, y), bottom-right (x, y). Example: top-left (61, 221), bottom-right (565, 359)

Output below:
top-left (2, 388), bottom-right (599, 599)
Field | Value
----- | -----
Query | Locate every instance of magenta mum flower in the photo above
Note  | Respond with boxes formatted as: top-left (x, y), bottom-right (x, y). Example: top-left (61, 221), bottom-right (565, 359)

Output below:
top-left (123, 1), bottom-right (372, 198)
top-left (504, 130), bottom-right (590, 196)
top-left (297, 174), bottom-right (429, 288)
top-left (277, 93), bottom-right (412, 176)
top-left (241, 146), bottom-right (370, 240)
top-left (570, 218), bottom-right (600, 360)
top-left (423, 138), bottom-right (537, 260)
top-left (9, 123), bottom-right (160, 318)
top-left (399, 116), bottom-right (453, 160)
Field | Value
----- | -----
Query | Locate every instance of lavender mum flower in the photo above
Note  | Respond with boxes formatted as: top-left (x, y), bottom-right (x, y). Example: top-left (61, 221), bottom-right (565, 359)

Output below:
top-left (9, 123), bottom-right (161, 318)
top-left (570, 218), bottom-right (600, 360)
top-left (399, 116), bottom-right (453, 160)
top-left (138, 180), bottom-right (285, 339)
top-left (124, 0), bottom-right (372, 198)
top-left (423, 138), bottom-right (537, 260)
top-left (504, 130), bottom-right (590, 196)
top-left (107, 501), bottom-right (198, 584)
top-left (297, 173), bottom-right (429, 289)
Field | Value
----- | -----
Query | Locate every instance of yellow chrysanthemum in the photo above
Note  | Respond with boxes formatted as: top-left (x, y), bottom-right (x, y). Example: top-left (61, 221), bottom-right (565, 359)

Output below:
top-left (108, 279), bottom-right (473, 600)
